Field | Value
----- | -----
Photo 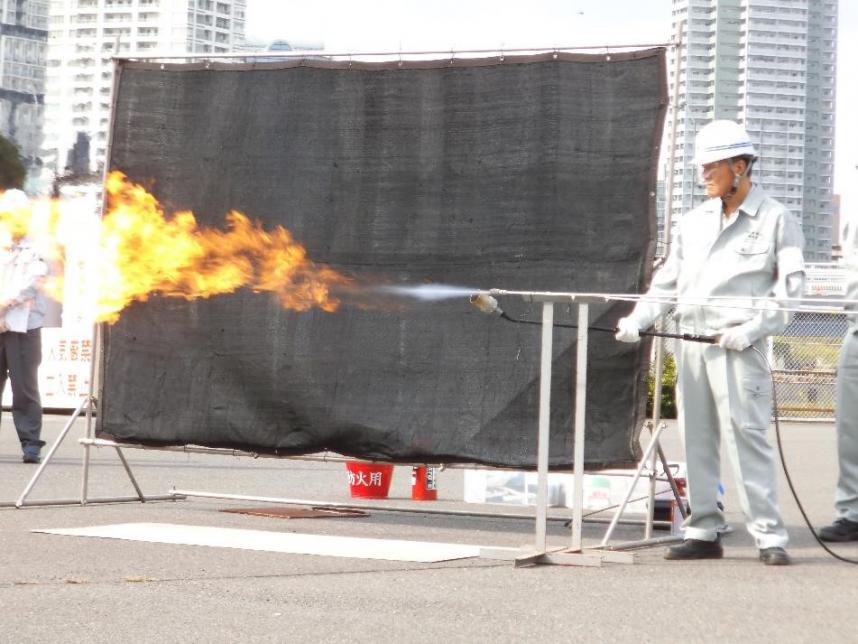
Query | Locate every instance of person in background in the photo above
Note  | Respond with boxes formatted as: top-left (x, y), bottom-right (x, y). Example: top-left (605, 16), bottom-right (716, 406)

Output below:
top-left (615, 120), bottom-right (805, 565)
top-left (819, 218), bottom-right (858, 542)
top-left (0, 188), bottom-right (48, 464)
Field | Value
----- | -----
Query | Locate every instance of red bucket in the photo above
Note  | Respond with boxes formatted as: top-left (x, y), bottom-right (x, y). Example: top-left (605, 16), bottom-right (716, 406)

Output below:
top-left (345, 461), bottom-right (394, 499)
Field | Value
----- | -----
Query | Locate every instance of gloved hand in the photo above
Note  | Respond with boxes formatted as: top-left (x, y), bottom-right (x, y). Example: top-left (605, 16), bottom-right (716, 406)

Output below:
top-left (615, 317), bottom-right (641, 343)
top-left (718, 328), bottom-right (751, 351)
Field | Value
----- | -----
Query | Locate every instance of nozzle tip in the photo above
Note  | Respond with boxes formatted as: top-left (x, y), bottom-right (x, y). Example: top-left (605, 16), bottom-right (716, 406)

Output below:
top-left (469, 293), bottom-right (501, 315)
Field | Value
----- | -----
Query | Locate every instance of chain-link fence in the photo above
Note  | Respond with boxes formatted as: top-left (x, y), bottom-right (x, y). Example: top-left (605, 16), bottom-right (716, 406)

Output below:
top-left (770, 311), bottom-right (846, 421)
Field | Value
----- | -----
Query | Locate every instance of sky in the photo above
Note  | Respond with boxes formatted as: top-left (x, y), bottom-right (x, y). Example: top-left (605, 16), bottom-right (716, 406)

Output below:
top-left (244, 0), bottom-right (857, 226)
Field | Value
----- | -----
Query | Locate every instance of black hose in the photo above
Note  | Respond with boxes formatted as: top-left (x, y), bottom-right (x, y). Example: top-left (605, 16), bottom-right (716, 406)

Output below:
top-left (498, 312), bottom-right (716, 344)
top-left (751, 345), bottom-right (858, 564)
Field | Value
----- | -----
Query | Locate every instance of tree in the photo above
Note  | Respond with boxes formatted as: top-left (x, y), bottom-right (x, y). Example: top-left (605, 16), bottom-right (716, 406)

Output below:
top-left (646, 351), bottom-right (677, 419)
top-left (0, 134), bottom-right (26, 190)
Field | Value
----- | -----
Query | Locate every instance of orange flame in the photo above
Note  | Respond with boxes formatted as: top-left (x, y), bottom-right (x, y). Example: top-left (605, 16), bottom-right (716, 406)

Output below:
top-left (98, 171), bottom-right (352, 321)
top-left (0, 172), bottom-right (353, 323)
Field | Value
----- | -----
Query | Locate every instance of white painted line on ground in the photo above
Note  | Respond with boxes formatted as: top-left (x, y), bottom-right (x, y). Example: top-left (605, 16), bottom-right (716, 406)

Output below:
top-left (33, 523), bottom-right (494, 562)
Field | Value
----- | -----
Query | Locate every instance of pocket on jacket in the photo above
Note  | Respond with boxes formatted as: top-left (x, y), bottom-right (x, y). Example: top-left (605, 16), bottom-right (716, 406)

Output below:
top-left (732, 241), bottom-right (770, 255)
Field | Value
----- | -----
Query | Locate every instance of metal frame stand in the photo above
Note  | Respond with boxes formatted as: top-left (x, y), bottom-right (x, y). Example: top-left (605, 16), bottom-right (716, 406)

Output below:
top-left (598, 419), bottom-right (687, 550)
top-left (478, 292), bottom-right (636, 567)
top-left (3, 320), bottom-right (177, 509)
top-left (597, 331), bottom-right (688, 551)
top-left (3, 394), bottom-right (176, 508)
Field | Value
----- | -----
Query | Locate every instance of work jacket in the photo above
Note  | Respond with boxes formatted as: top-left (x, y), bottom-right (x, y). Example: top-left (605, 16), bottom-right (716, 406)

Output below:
top-left (631, 184), bottom-right (805, 341)
top-left (0, 238), bottom-right (48, 332)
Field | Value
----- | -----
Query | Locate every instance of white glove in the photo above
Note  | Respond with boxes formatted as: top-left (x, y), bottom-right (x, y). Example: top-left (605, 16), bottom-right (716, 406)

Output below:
top-left (615, 317), bottom-right (641, 343)
top-left (718, 328), bottom-right (751, 351)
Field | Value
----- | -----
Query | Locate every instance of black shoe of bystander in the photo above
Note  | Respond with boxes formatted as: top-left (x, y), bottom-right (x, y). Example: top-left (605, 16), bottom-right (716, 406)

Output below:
top-left (818, 518), bottom-right (858, 542)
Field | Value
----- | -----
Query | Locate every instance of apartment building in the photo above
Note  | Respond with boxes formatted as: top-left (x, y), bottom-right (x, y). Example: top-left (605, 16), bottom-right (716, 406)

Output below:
top-left (0, 0), bottom-right (47, 166)
top-left (42, 0), bottom-right (246, 176)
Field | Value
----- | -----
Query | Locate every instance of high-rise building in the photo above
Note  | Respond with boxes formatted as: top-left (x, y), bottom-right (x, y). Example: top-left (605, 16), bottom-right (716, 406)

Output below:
top-left (0, 0), bottom-right (47, 167)
top-left (831, 193), bottom-right (842, 261)
top-left (665, 0), bottom-right (838, 262)
top-left (42, 0), bottom-right (247, 179)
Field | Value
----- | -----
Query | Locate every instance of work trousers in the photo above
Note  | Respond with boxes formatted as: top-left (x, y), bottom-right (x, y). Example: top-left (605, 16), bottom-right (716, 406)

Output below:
top-left (0, 328), bottom-right (43, 449)
top-left (834, 330), bottom-right (858, 522)
top-left (676, 338), bottom-right (788, 549)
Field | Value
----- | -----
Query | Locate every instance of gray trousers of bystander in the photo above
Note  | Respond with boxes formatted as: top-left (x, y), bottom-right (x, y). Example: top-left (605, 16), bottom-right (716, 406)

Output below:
top-left (0, 327), bottom-right (44, 455)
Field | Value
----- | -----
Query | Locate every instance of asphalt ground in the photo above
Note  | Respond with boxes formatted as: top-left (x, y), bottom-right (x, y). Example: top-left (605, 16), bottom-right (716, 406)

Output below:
top-left (1, 414), bottom-right (857, 643)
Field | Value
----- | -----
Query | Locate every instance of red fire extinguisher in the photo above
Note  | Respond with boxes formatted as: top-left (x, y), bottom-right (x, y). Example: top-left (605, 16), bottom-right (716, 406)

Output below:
top-left (411, 465), bottom-right (438, 501)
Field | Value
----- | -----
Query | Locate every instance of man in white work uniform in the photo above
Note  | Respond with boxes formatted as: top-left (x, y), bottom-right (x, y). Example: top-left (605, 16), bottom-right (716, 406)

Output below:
top-left (819, 219), bottom-right (858, 542)
top-left (615, 120), bottom-right (805, 565)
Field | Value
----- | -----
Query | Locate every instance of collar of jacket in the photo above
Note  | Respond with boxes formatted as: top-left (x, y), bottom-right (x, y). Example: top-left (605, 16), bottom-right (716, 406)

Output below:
top-left (736, 183), bottom-right (765, 218)
top-left (700, 183), bottom-right (765, 219)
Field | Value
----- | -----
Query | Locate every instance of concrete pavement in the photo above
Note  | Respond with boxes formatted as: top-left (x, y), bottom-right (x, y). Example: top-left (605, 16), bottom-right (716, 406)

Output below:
top-left (1, 414), bottom-right (856, 643)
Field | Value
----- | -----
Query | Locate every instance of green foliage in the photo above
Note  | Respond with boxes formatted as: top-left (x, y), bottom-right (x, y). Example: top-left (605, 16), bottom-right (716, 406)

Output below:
top-left (0, 134), bottom-right (25, 190)
top-left (647, 351), bottom-right (677, 419)
top-left (773, 336), bottom-right (840, 371)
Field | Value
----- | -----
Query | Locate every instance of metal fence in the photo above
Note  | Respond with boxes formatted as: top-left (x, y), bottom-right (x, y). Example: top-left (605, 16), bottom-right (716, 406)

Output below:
top-left (770, 311), bottom-right (846, 421)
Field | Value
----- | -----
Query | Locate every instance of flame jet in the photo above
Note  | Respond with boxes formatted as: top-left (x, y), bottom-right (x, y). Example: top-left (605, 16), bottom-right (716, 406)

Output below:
top-left (96, 171), bottom-right (354, 322)
top-left (0, 171), bottom-right (354, 323)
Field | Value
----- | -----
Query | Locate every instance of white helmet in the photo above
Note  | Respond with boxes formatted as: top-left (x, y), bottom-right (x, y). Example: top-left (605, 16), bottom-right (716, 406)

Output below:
top-left (693, 120), bottom-right (757, 167)
top-left (0, 188), bottom-right (28, 211)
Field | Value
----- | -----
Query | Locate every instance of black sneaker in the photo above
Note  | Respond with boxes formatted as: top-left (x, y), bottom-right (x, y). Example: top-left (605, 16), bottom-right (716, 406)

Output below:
top-left (22, 446), bottom-right (41, 464)
top-left (759, 547), bottom-right (790, 566)
top-left (818, 518), bottom-right (858, 542)
top-left (664, 538), bottom-right (723, 560)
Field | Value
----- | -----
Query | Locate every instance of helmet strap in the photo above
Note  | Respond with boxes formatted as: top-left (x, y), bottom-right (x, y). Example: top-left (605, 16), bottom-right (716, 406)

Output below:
top-left (721, 158), bottom-right (749, 205)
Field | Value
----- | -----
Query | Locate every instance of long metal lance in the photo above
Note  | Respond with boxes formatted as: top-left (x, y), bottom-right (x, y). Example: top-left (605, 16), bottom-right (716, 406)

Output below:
top-left (469, 293), bottom-right (716, 343)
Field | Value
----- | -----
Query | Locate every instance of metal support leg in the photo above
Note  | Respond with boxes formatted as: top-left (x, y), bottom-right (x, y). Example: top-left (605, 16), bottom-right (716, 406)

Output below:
top-left (599, 422), bottom-right (668, 546)
top-left (15, 397), bottom-right (90, 508)
top-left (509, 302), bottom-right (556, 565)
top-left (599, 423), bottom-right (686, 551)
top-left (644, 330), bottom-right (667, 539)
top-left (657, 444), bottom-right (688, 520)
top-left (114, 446), bottom-right (146, 501)
top-left (81, 324), bottom-right (101, 505)
top-left (80, 392), bottom-right (100, 504)
top-left (644, 426), bottom-right (659, 540)
top-left (570, 303), bottom-right (588, 552)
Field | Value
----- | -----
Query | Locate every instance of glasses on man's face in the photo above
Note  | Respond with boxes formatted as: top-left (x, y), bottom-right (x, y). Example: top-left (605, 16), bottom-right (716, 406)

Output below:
top-left (696, 160), bottom-right (726, 184)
